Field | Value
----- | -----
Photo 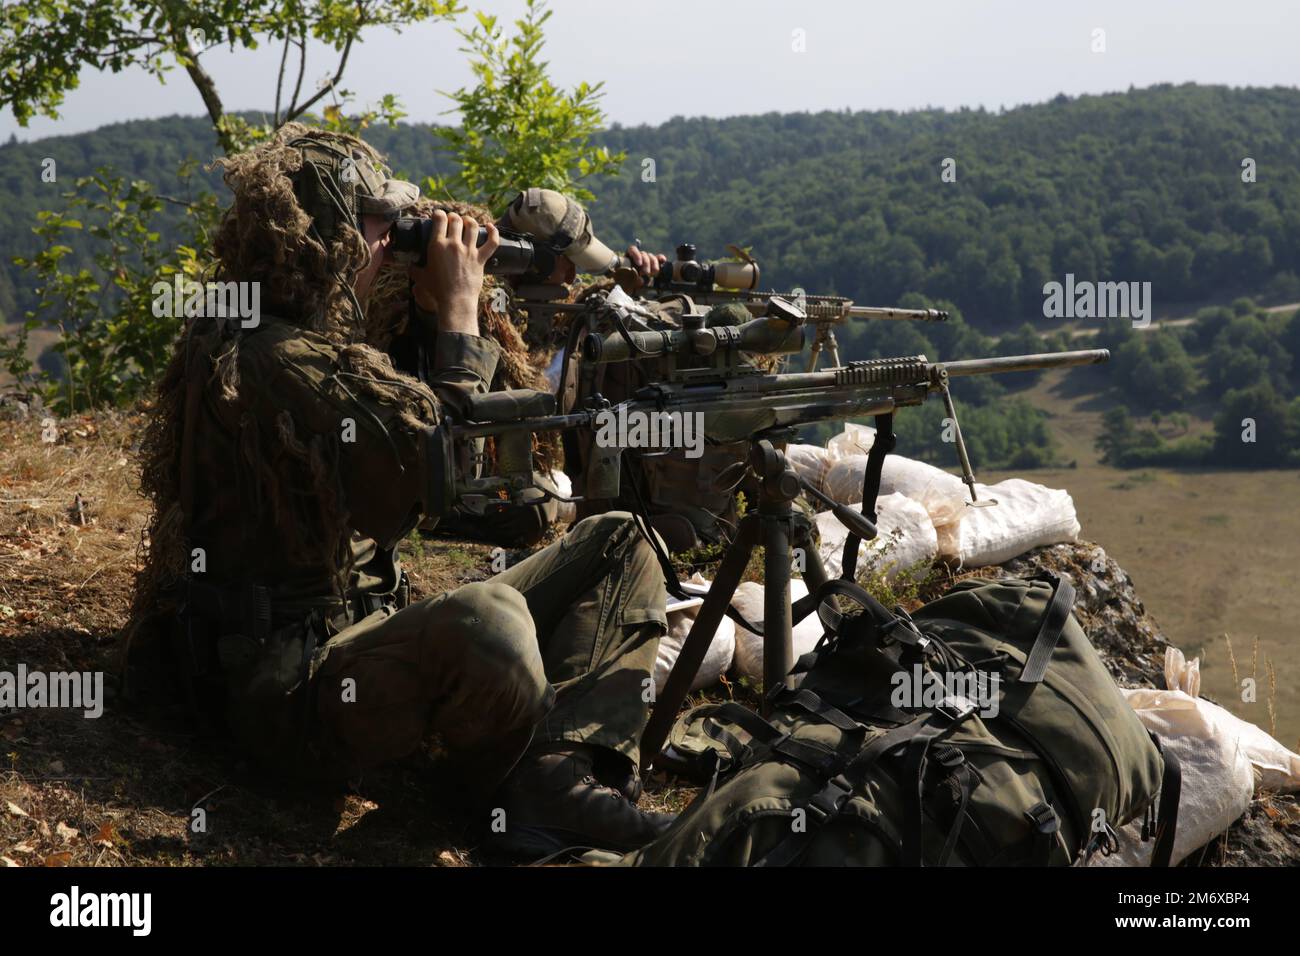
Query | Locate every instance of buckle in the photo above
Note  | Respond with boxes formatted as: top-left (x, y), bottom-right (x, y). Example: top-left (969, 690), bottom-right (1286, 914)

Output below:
top-left (1025, 802), bottom-right (1059, 836)
top-left (936, 695), bottom-right (977, 722)
top-left (1084, 822), bottom-right (1120, 861)
top-left (805, 774), bottom-right (854, 824)
top-left (764, 681), bottom-right (794, 707)
top-left (880, 613), bottom-right (931, 652)
top-left (933, 744), bottom-right (966, 770)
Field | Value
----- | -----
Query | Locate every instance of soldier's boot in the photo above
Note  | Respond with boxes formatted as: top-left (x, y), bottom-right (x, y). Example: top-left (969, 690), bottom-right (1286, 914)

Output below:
top-left (490, 743), bottom-right (675, 858)
top-left (592, 746), bottom-right (644, 803)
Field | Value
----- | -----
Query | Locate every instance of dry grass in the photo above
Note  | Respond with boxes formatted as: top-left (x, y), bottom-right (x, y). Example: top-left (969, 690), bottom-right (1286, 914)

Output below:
top-left (0, 410), bottom-right (507, 866)
top-left (0, 408), bottom-right (700, 866)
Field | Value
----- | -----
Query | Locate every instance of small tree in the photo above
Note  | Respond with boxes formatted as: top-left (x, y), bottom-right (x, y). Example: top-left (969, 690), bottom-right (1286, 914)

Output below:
top-left (10, 166), bottom-right (218, 414)
top-left (0, 0), bottom-right (463, 154)
top-left (428, 0), bottom-right (624, 211)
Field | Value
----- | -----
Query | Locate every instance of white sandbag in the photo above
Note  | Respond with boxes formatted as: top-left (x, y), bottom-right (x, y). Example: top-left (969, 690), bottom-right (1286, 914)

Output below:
top-left (785, 443), bottom-right (834, 494)
top-left (1094, 646), bottom-right (1300, 866)
top-left (1162, 647), bottom-right (1300, 793)
top-left (730, 579), bottom-right (826, 681)
top-left (815, 494), bottom-right (937, 582)
top-left (826, 421), bottom-right (876, 459)
top-left (548, 469), bottom-right (577, 525)
top-left (956, 478), bottom-right (1080, 567)
top-left (1091, 682), bottom-right (1255, 867)
top-left (654, 574), bottom-right (736, 694)
top-left (822, 453), bottom-right (966, 506)
top-left (918, 488), bottom-right (966, 563)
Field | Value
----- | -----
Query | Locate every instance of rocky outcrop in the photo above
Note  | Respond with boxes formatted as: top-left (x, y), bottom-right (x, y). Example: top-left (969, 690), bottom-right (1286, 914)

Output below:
top-left (1001, 541), bottom-right (1167, 688)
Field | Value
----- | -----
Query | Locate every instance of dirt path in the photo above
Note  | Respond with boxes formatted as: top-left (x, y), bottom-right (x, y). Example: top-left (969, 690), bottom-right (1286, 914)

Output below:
top-left (1054, 300), bottom-right (1300, 338)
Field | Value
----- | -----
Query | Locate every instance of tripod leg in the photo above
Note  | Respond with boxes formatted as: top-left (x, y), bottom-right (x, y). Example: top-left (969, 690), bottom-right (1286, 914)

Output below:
top-left (639, 514), bottom-right (759, 771)
top-left (762, 511), bottom-right (793, 705)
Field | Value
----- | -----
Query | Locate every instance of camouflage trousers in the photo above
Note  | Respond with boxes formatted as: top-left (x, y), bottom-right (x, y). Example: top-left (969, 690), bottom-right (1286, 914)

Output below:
top-left (222, 513), bottom-right (667, 790)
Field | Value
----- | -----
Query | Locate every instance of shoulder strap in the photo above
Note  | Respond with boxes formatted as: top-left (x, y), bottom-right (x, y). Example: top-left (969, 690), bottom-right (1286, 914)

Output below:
top-left (1149, 734), bottom-right (1182, 867)
top-left (1018, 572), bottom-right (1076, 684)
top-left (841, 412), bottom-right (895, 581)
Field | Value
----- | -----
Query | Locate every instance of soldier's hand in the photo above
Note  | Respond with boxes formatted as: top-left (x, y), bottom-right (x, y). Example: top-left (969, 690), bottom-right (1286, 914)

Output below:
top-left (409, 209), bottom-right (501, 336)
top-left (626, 245), bottom-right (667, 278)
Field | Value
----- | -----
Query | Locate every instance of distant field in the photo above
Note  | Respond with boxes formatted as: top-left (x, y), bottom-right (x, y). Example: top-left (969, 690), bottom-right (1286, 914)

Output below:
top-left (982, 369), bottom-right (1300, 750)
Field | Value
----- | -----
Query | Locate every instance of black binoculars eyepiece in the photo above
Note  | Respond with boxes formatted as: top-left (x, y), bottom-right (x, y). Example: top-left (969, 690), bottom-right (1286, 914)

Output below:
top-left (387, 217), bottom-right (558, 279)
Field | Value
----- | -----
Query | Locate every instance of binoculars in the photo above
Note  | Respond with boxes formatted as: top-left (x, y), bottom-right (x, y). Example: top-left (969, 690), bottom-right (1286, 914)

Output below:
top-left (387, 217), bottom-right (559, 279)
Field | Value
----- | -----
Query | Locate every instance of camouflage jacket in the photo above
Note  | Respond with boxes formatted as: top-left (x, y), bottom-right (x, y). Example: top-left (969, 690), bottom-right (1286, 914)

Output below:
top-left (182, 313), bottom-right (500, 621)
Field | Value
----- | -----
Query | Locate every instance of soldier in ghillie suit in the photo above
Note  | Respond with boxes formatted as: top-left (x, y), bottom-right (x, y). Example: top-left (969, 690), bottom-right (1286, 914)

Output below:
top-left (120, 124), bottom-right (673, 856)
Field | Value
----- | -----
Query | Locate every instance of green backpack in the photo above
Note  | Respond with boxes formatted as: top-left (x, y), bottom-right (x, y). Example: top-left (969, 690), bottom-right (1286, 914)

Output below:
top-left (625, 574), bottom-right (1181, 867)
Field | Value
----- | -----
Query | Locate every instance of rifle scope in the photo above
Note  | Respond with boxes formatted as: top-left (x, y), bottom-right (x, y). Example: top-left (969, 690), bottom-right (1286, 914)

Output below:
top-left (387, 218), bottom-right (558, 277)
top-left (584, 316), bottom-right (805, 363)
top-left (650, 243), bottom-right (761, 293)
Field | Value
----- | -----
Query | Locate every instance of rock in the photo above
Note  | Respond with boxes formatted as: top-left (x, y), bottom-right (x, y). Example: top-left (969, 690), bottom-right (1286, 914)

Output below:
top-left (1001, 542), bottom-right (1167, 687)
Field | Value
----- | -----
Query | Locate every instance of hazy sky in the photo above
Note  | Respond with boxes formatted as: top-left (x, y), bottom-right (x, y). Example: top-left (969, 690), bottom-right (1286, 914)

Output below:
top-left (2, 0), bottom-right (1297, 141)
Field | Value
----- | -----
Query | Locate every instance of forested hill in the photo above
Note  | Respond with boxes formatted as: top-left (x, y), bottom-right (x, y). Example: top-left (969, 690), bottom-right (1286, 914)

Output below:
top-left (4, 82), bottom-right (1300, 331)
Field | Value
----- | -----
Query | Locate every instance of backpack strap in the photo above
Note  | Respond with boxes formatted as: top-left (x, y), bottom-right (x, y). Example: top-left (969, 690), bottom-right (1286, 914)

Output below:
top-left (802, 577), bottom-right (921, 649)
top-left (770, 688), bottom-right (868, 733)
top-left (754, 703), bottom-right (975, 867)
top-left (1018, 572), bottom-right (1076, 684)
top-left (897, 698), bottom-right (981, 866)
top-left (840, 412), bottom-right (895, 581)
top-left (934, 748), bottom-right (977, 866)
top-left (1024, 802), bottom-right (1062, 866)
top-left (1148, 733), bottom-right (1182, 867)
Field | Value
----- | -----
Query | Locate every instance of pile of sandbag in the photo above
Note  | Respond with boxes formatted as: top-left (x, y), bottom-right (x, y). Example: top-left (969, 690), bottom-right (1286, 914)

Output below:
top-left (815, 494), bottom-right (937, 581)
top-left (794, 425), bottom-right (1081, 567)
top-left (653, 574), bottom-right (736, 694)
top-left (1092, 647), bottom-right (1300, 866)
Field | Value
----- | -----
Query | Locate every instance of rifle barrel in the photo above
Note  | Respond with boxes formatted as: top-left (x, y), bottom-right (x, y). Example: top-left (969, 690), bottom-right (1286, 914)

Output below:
top-left (844, 306), bottom-right (949, 322)
top-left (939, 349), bottom-right (1110, 378)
